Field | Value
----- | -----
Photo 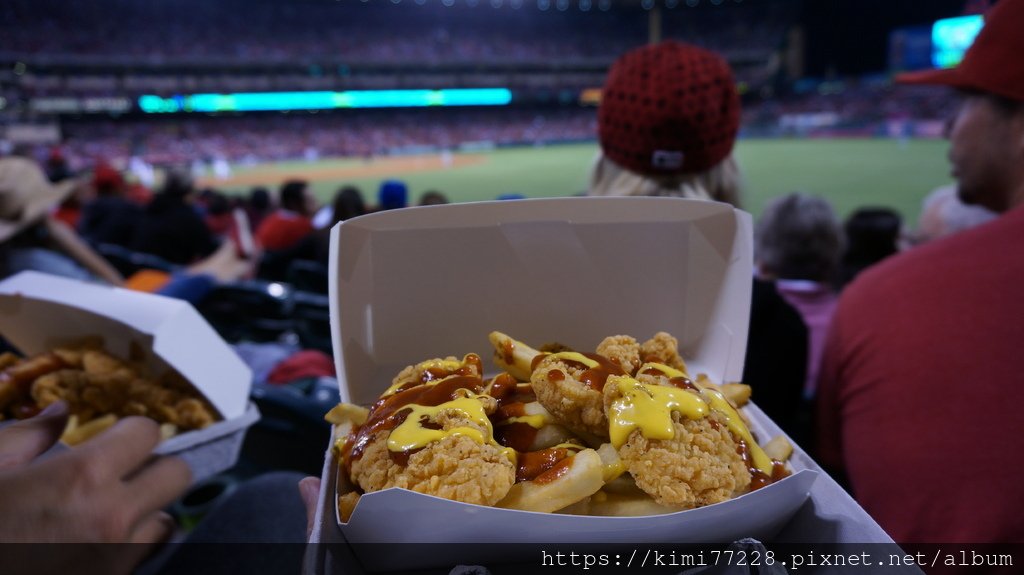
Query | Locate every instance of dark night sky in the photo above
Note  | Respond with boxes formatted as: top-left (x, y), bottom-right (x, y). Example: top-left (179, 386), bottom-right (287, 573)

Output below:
top-left (799, 0), bottom-right (980, 76)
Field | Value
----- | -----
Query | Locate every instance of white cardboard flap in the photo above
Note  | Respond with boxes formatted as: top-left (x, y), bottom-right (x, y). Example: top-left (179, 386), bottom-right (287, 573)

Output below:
top-left (0, 271), bottom-right (250, 419)
top-left (329, 197), bottom-right (753, 406)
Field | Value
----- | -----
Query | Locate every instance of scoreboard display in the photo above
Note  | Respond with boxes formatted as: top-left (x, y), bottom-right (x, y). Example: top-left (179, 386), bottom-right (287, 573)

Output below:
top-left (889, 13), bottom-right (983, 72)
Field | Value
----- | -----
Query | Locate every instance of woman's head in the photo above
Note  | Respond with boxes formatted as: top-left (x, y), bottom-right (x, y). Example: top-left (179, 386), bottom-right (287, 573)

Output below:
top-left (592, 41), bottom-right (742, 204)
top-left (332, 186), bottom-right (367, 224)
top-left (756, 193), bottom-right (843, 283)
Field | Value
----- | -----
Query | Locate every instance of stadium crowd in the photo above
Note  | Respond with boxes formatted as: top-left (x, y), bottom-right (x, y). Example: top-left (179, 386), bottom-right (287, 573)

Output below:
top-left (55, 108), bottom-right (597, 168)
top-left (1, 0), bottom-right (793, 64)
top-left (1, 0), bottom-right (1022, 570)
top-left (18, 82), bottom-right (950, 170)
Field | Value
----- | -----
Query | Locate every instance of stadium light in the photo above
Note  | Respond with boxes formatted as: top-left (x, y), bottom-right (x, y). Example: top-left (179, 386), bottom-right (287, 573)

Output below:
top-left (579, 0), bottom-right (591, 11)
top-left (538, 0), bottom-right (550, 10)
top-left (598, 0), bottom-right (611, 11)
top-left (932, 15), bottom-right (983, 69)
top-left (641, 0), bottom-right (654, 9)
top-left (556, 0), bottom-right (568, 11)
top-left (138, 89), bottom-right (513, 113)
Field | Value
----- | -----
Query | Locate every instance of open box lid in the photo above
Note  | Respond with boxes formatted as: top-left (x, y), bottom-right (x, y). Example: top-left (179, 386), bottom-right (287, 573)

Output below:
top-left (0, 271), bottom-right (251, 419)
top-left (329, 196), bottom-right (753, 405)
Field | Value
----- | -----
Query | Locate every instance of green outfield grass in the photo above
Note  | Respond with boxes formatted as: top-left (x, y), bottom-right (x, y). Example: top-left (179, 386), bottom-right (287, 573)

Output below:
top-left (219, 138), bottom-right (952, 227)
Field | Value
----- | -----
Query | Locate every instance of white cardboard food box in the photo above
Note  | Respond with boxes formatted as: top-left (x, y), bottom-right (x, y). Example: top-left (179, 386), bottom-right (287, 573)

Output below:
top-left (0, 270), bottom-right (259, 483)
top-left (308, 197), bottom-right (894, 572)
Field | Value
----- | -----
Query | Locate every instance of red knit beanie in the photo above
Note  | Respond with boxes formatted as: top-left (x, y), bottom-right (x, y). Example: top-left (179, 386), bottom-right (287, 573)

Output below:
top-left (598, 41), bottom-right (741, 176)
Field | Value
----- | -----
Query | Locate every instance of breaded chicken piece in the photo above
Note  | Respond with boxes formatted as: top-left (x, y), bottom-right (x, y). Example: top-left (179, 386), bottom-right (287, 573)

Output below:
top-left (603, 373), bottom-right (750, 509)
top-left (531, 355), bottom-right (609, 439)
top-left (596, 335), bottom-right (641, 375)
top-left (349, 410), bottom-right (515, 506)
top-left (386, 355), bottom-right (483, 396)
top-left (640, 332), bottom-right (689, 373)
top-left (618, 412), bottom-right (750, 509)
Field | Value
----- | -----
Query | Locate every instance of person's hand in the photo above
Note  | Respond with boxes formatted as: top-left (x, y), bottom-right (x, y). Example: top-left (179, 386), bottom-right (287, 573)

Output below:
top-left (0, 401), bottom-right (192, 575)
top-left (298, 476), bottom-right (321, 539)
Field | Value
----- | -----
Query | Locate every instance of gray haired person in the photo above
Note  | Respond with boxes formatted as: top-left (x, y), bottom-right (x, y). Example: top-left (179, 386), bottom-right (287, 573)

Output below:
top-left (755, 192), bottom-right (842, 401)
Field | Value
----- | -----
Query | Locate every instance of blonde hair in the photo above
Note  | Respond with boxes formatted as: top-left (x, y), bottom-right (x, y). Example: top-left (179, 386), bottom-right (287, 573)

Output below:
top-left (587, 153), bottom-right (743, 207)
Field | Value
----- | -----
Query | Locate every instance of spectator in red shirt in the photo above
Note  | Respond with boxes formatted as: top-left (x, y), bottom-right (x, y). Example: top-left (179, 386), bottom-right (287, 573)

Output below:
top-left (255, 179), bottom-right (314, 251)
top-left (817, 0), bottom-right (1024, 545)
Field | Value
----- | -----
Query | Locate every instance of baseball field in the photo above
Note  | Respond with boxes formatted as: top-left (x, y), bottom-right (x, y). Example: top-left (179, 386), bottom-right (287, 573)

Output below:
top-left (201, 138), bottom-right (951, 226)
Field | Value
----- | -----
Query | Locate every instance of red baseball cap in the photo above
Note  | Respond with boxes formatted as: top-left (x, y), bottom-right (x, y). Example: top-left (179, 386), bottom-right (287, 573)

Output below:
top-left (598, 41), bottom-right (740, 176)
top-left (897, 0), bottom-right (1024, 102)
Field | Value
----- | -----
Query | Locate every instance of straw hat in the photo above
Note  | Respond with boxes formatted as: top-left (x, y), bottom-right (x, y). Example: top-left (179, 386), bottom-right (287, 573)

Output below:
top-left (0, 157), bottom-right (76, 243)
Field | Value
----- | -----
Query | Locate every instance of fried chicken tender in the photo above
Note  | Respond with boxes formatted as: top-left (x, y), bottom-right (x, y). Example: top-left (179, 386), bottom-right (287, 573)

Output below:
top-left (386, 355), bottom-right (483, 396)
top-left (640, 332), bottom-right (689, 373)
top-left (617, 412), bottom-right (750, 509)
top-left (595, 335), bottom-right (641, 374)
top-left (531, 355), bottom-right (609, 439)
top-left (349, 410), bottom-right (515, 506)
top-left (603, 372), bottom-right (750, 509)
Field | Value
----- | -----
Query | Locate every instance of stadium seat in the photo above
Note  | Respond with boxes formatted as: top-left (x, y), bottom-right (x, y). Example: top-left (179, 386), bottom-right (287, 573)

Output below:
top-left (95, 243), bottom-right (178, 277)
top-left (94, 243), bottom-right (140, 277)
top-left (241, 378), bottom-right (337, 475)
top-left (290, 291), bottom-right (332, 354)
top-left (286, 260), bottom-right (329, 295)
top-left (196, 280), bottom-right (294, 343)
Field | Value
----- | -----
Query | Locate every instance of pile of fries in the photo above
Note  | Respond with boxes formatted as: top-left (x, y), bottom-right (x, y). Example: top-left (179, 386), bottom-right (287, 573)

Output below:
top-left (327, 331), bottom-right (794, 521)
top-left (0, 338), bottom-right (219, 445)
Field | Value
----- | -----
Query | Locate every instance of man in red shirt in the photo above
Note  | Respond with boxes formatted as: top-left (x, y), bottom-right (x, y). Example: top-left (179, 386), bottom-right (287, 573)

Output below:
top-left (256, 179), bottom-right (314, 251)
top-left (817, 0), bottom-right (1024, 544)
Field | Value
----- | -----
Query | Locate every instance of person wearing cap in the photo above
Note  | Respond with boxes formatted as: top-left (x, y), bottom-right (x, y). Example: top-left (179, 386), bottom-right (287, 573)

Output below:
top-left (2, 157), bottom-right (253, 305)
top-left (590, 41), bottom-right (810, 450)
top-left (589, 40), bottom-right (742, 205)
top-left (255, 179), bottom-right (315, 252)
top-left (78, 163), bottom-right (143, 249)
top-left (816, 0), bottom-right (1024, 544)
top-left (377, 179), bottom-right (409, 211)
top-left (0, 156), bottom-right (124, 285)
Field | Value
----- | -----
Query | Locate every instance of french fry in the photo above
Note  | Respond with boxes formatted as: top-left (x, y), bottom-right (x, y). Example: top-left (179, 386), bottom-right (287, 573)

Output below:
top-left (720, 383), bottom-right (752, 407)
top-left (496, 448), bottom-right (604, 513)
top-left (325, 403), bottom-right (369, 427)
top-left (338, 491), bottom-right (361, 523)
top-left (601, 473), bottom-right (647, 496)
top-left (498, 401), bottom-right (580, 451)
top-left (160, 423), bottom-right (178, 441)
top-left (554, 497), bottom-right (592, 515)
top-left (488, 331), bottom-right (543, 382)
top-left (595, 442), bottom-right (626, 482)
top-left (763, 435), bottom-right (794, 462)
top-left (589, 491), bottom-right (677, 517)
top-left (61, 414), bottom-right (117, 446)
top-left (530, 424), bottom-right (578, 451)
top-left (0, 352), bottom-right (19, 370)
